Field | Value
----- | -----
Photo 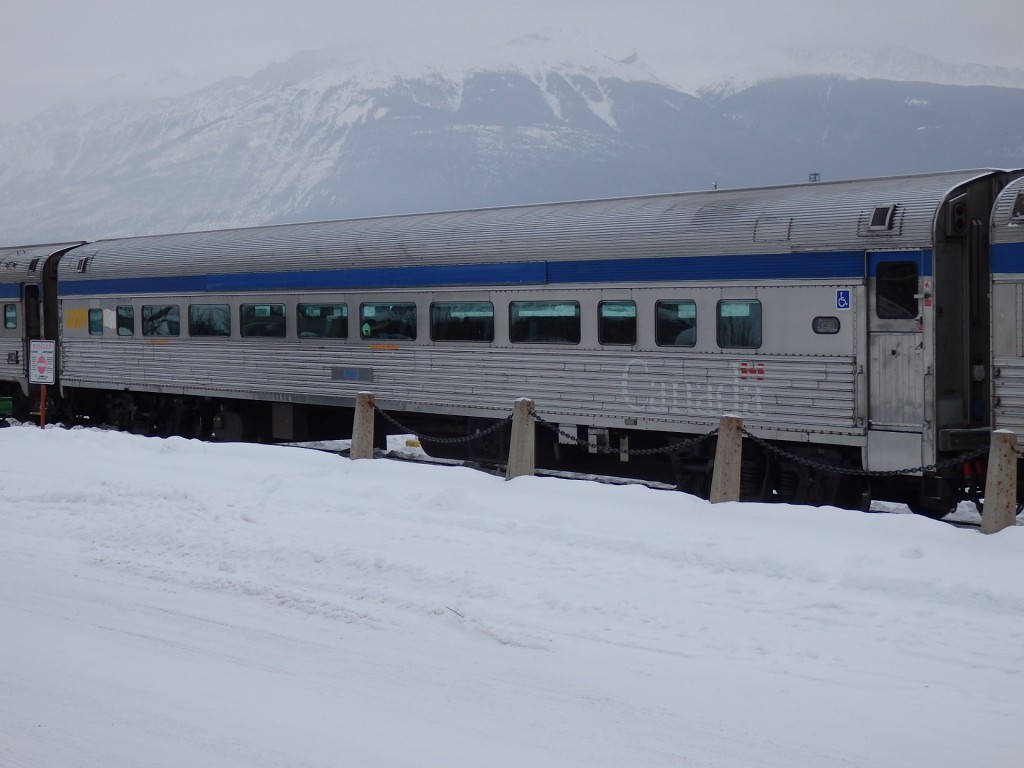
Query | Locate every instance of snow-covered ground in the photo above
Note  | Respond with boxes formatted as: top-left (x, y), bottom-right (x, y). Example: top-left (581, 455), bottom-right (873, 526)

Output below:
top-left (2, 422), bottom-right (1022, 767)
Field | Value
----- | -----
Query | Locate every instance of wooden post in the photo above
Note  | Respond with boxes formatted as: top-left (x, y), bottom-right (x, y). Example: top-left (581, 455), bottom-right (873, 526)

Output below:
top-left (350, 391), bottom-right (376, 460)
top-left (709, 414), bottom-right (743, 503)
top-left (981, 429), bottom-right (1018, 534)
top-left (505, 398), bottom-right (535, 480)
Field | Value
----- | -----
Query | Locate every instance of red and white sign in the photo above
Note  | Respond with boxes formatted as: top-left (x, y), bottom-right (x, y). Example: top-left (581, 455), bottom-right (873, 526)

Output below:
top-left (28, 340), bottom-right (56, 385)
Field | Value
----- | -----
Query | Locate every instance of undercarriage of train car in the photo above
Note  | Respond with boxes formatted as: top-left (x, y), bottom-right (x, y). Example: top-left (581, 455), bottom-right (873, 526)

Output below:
top-left (12, 382), bottom-right (1018, 518)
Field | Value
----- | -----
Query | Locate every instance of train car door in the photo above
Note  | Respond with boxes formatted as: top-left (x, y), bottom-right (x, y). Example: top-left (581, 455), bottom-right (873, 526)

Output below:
top-left (866, 251), bottom-right (927, 468)
top-left (23, 284), bottom-right (41, 340)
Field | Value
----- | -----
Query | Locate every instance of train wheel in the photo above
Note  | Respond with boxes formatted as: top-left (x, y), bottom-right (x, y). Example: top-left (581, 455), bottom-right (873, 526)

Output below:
top-left (836, 476), bottom-right (872, 512)
top-left (739, 446), bottom-right (772, 502)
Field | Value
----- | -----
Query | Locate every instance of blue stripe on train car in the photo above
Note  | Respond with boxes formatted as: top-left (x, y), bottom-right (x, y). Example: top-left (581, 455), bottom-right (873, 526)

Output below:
top-left (59, 262), bottom-right (548, 297)
top-left (59, 249), bottom-right (870, 297)
top-left (547, 251), bottom-right (867, 283)
top-left (0, 285), bottom-right (20, 299)
top-left (991, 242), bottom-right (1024, 274)
top-left (865, 249), bottom-right (933, 277)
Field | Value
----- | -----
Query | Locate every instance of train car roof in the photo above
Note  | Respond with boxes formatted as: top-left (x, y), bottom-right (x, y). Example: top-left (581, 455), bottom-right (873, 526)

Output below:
top-left (0, 242), bottom-right (85, 286)
top-left (992, 174), bottom-right (1024, 241)
top-left (58, 169), bottom-right (1024, 288)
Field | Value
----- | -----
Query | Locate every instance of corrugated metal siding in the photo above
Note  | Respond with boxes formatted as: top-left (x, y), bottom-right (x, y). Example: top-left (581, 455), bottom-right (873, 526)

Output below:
top-left (869, 333), bottom-right (924, 427)
top-left (991, 177), bottom-right (1024, 431)
top-left (0, 243), bottom-right (83, 287)
top-left (59, 340), bottom-right (858, 434)
top-left (58, 171), bottom-right (994, 290)
top-left (992, 176), bottom-right (1024, 240)
top-left (993, 360), bottom-right (1024, 433)
top-left (0, 339), bottom-right (22, 384)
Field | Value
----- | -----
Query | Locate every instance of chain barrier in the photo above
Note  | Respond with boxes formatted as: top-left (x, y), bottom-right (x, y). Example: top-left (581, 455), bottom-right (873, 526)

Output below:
top-left (739, 427), bottom-right (990, 478)
top-left (371, 402), bottom-right (718, 455)
top-left (371, 400), bottom-right (991, 477)
top-left (530, 411), bottom-right (718, 456)
top-left (371, 403), bottom-right (513, 445)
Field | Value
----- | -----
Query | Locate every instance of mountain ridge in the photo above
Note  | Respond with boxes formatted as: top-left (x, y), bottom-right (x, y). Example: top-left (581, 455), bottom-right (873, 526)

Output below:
top-left (1, 43), bottom-right (1023, 243)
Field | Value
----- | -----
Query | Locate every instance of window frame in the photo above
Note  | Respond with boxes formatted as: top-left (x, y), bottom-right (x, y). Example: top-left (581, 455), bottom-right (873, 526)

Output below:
top-left (240, 303), bottom-right (287, 339)
top-left (430, 301), bottom-right (495, 342)
top-left (359, 302), bottom-right (418, 341)
top-left (3, 303), bottom-right (16, 330)
top-left (716, 299), bottom-right (763, 349)
top-left (597, 300), bottom-right (637, 346)
top-left (188, 303), bottom-right (232, 337)
top-left (875, 260), bottom-right (919, 320)
top-left (297, 302), bottom-right (349, 339)
top-left (655, 299), bottom-right (697, 347)
top-left (116, 305), bottom-right (135, 337)
top-left (88, 308), bottom-right (104, 336)
top-left (141, 304), bottom-right (180, 337)
top-left (1011, 190), bottom-right (1024, 221)
top-left (508, 300), bottom-right (581, 344)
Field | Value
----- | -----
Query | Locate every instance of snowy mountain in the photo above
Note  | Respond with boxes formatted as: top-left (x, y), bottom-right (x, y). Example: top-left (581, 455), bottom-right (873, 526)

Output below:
top-left (689, 43), bottom-right (1024, 101)
top-left (1, 38), bottom-right (1023, 243)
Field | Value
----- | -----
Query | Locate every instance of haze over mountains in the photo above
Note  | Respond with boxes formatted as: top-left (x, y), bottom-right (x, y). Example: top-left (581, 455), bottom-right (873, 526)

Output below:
top-left (1, 35), bottom-right (1023, 243)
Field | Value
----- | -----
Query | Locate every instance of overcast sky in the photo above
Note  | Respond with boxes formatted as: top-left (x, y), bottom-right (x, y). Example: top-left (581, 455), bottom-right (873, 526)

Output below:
top-left (3, 0), bottom-right (1022, 123)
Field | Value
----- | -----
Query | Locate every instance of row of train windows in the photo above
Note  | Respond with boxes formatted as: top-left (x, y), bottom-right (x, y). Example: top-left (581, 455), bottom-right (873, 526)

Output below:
top-left (88, 299), bottom-right (772, 347)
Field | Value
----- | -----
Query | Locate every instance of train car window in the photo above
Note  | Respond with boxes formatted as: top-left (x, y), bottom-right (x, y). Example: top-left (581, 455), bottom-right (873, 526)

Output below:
top-left (3, 304), bottom-right (16, 330)
top-left (875, 261), bottom-right (918, 319)
top-left (116, 306), bottom-right (134, 336)
top-left (1012, 191), bottom-right (1024, 221)
top-left (717, 300), bottom-right (762, 348)
top-left (360, 303), bottom-right (417, 340)
top-left (598, 301), bottom-right (636, 345)
top-left (813, 316), bottom-right (841, 334)
top-left (431, 302), bottom-right (494, 342)
top-left (655, 300), bottom-right (697, 347)
top-left (189, 304), bottom-right (231, 337)
top-left (240, 304), bottom-right (286, 338)
top-left (88, 308), bottom-right (104, 336)
top-left (869, 205), bottom-right (896, 231)
top-left (298, 303), bottom-right (348, 339)
top-left (509, 301), bottom-right (580, 344)
top-left (142, 305), bottom-right (180, 337)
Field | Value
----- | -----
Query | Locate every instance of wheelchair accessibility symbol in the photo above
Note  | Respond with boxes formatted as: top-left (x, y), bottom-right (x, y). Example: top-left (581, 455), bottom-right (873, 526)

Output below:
top-left (836, 289), bottom-right (851, 310)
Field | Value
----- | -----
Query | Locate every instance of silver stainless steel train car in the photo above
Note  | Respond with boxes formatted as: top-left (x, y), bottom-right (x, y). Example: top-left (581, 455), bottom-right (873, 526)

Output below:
top-left (0, 242), bottom-right (83, 413)
top-left (6, 169), bottom-right (1024, 513)
top-left (991, 175), bottom-right (1024, 436)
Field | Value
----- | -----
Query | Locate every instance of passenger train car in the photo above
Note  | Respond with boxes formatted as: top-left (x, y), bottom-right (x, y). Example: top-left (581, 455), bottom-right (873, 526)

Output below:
top-left (991, 174), bottom-right (1024, 436)
top-left (3, 169), bottom-right (1024, 514)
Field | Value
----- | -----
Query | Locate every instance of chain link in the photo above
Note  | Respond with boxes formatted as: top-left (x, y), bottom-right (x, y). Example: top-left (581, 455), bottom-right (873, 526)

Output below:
top-left (740, 427), bottom-right (990, 478)
top-left (372, 403), bottom-right (513, 445)
top-left (370, 401), bottom-right (991, 477)
top-left (530, 411), bottom-right (718, 456)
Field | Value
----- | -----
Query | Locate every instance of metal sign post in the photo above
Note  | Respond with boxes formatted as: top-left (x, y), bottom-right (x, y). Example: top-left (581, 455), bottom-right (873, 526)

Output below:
top-left (28, 340), bottom-right (56, 427)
